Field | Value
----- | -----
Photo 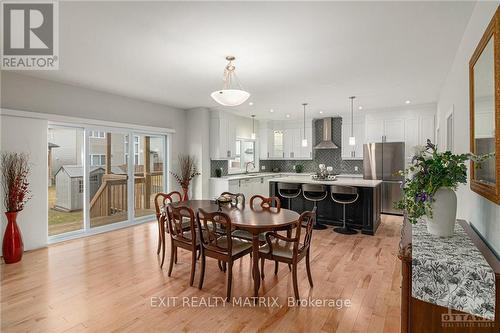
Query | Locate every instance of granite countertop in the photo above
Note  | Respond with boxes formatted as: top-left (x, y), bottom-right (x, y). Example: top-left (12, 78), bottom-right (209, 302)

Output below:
top-left (412, 222), bottom-right (496, 320)
top-left (210, 173), bottom-right (365, 182)
top-left (267, 175), bottom-right (382, 187)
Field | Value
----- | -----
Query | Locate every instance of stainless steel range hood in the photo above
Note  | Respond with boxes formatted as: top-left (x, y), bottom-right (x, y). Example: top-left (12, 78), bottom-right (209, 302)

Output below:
top-left (314, 117), bottom-right (339, 149)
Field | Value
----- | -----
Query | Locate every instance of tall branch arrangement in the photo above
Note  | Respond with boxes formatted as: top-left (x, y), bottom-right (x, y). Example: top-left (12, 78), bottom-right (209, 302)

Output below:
top-left (1, 152), bottom-right (32, 212)
top-left (170, 154), bottom-right (200, 188)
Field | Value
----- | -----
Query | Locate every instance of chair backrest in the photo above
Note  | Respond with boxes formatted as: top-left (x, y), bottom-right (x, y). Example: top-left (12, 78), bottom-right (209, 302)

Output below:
top-left (298, 207), bottom-right (316, 252)
top-left (250, 195), bottom-right (281, 210)
top-left (154, 191), bottom-right (182, 222)
top-left (165, 204), bottom-right (196, 243)
top-left (196, 208), bottom-right (232, 254)
top-left (220, 192), bottom-right (246, 206)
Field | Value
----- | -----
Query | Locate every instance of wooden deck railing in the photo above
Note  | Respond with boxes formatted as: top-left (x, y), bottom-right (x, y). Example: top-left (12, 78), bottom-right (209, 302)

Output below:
top-left (89, 172), bottom-right (163, 218)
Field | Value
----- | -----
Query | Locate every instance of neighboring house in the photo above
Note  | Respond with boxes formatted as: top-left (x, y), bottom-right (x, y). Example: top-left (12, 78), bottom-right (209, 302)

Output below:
top-left (54, 166), bottom-right (104, 211)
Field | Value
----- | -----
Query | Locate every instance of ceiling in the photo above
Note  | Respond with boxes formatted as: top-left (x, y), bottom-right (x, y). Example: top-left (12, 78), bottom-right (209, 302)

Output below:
top-left (20, 1), bottom-right (475, 119)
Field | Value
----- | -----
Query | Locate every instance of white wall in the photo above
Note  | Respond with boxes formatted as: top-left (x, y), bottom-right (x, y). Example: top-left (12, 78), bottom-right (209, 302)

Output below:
top-left (0, 116), bottom-right (48, 254)
top-left (0, 72), bottom-right (188, 252)
top-left (436, 2), bottom-right (500, 255)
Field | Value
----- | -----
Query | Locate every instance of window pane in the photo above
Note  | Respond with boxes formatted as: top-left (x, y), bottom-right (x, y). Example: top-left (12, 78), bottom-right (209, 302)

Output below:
top-left (89, 132), bottom-right (129, 227)
top-left (48, 127), bottom-right (84, 236)
top-left (134, 135), bottom-right (165, 218)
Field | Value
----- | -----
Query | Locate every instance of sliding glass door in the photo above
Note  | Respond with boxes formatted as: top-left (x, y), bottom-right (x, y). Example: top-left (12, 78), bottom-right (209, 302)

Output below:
top-left (88, 131), bottom-right (130, 228)
top-left (133, 134), bottom-right (166, 218)
top-left (48, 124), bottom-right (168, 241)
top-left (47, 126), bottom-right (84, 236)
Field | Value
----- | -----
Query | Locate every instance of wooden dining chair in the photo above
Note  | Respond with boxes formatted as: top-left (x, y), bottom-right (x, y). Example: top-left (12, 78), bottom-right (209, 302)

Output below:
top-left (165, 204), bottom-right (199, 286)
top-left (232, 195), bottom-right (281, 244)
top-left (154, 191), bottom-right (182, 255)
top-left (196, 209), bottom-right (252, 301)
top-left (259, 208), bottom-right (316, 301)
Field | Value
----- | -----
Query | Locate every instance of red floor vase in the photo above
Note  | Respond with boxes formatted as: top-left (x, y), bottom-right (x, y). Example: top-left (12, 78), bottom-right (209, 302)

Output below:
top-left (182, 187), bottom-right (189, 201)
top-left (2, 211), bottom-right (24, 264)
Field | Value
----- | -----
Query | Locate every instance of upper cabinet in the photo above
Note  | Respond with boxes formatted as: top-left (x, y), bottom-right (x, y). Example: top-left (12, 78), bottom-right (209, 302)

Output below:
top-left (210, 111), bottom-right (237, 159)
top-left (341, 117), bottom-right (365, 160)
top-left (259, 120), bottom-right (312, 160)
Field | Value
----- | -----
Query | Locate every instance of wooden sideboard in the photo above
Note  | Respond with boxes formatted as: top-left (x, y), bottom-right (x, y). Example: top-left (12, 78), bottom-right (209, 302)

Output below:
top-left (398, 219), bottom-right (500, 333)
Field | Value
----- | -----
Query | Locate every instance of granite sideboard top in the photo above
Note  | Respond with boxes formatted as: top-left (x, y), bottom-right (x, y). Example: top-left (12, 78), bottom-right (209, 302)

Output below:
top-left (412, 222), bottom-right (496, 320)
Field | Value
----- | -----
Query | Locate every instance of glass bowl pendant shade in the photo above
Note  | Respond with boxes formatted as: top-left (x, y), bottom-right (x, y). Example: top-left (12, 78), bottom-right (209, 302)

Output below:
top-left (211, 89), bottom-right (250, 106)
top-left (211, 56), bottom-right (250, 106)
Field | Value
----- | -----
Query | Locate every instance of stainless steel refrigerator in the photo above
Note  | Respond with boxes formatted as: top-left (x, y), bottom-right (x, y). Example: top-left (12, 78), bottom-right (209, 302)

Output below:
top-left (363, 142), bottom-right (404, 215)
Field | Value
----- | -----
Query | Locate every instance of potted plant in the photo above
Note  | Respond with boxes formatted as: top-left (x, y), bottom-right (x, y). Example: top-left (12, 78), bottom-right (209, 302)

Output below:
top-left (395, 140), bottom-right (469, 237)
top-left (1, 152), bottom-right (31, 263)
top-left (295, 164), bottom-right (304, 173)
top-left (170, 154), bottom-right (200, 201)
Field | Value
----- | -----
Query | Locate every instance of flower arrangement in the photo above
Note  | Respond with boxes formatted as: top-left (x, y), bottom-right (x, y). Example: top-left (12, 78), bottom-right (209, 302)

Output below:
top-left (395, 140), bottom-right (469, 224)
top-left (1, 152), bottom-right (32, 212)
top-left (170, 154), bottom-right (200, 193)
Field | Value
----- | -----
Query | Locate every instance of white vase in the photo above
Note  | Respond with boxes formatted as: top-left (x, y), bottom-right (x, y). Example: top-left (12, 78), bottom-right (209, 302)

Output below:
top-left (424, 187), bottom-right (457, 237)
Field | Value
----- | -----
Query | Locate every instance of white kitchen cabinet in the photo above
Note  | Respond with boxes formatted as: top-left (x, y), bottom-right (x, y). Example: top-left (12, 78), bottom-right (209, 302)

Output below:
top-left (419, 114), bottom-right (435, 145)
top-left (384, 119), bottom-right (405, 142)
top-left (284, 128), bottom-right (299, 159)
top-left (342, 120), bottom-right (364, 160)
top-left (404, 117), bottom-right (419, 164)
top-left (365, 120), bottom-right (384, 143)
top-left (259, 120), bottom-right (312, 160)
top-left (209, 174), bottom-right (287, 199)
top-left (210, 111), bottom-right (236, 159)
top-left (259, 121), bottom-right (273, 160)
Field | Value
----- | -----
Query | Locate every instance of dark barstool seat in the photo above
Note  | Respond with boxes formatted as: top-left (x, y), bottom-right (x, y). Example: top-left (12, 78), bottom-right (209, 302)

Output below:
top-left (330, 185), bottom-right (359, 235)
top-left (302, 183), bottom-right (328, 230)
top-left (277, 183), bottom-right (301, 210)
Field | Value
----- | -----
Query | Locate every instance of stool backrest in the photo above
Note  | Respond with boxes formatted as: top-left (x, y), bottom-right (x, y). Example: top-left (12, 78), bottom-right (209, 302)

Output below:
top-left (302, 183), bottom-right (327, 193)
top-left (330, 186), bottom-right (358, 195)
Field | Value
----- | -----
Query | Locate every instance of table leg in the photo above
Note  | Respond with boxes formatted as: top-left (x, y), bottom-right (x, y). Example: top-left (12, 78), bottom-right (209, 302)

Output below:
top-left (252, 234), bottom-right (260, 298)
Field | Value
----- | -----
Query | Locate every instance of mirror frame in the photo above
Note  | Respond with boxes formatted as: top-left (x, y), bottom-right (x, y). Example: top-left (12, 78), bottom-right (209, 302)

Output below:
top-left (469, 6), bottom-right (500, 204)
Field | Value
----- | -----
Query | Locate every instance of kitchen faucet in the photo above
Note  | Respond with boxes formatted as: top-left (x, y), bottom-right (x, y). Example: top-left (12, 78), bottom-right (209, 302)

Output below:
top-left (245, 161), bottom-right (255, 174)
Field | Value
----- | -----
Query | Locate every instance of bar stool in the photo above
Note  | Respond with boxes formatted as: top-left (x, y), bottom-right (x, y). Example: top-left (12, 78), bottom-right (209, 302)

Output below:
top-left (330, 185), bottom-right (359, 235)
top-left (277, 183), bottom-right (301, 210)
top-left (302, 184), bottom-right (328, 230)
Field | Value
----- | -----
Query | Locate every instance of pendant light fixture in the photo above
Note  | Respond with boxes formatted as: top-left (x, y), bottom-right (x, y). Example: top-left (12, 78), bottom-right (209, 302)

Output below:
top-left (349, 96), bottom-right (356, 146)
top-left (211, 56), bottom-right (250, 106)
top-left (301, 103), bottom-right (308, 147)
top-left (251, 115), bottom-right (256, 139)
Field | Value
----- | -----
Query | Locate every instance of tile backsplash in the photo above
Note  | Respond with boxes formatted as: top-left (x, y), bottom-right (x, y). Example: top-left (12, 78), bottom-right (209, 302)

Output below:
top-left (211, 117), bottom-right (364, 177)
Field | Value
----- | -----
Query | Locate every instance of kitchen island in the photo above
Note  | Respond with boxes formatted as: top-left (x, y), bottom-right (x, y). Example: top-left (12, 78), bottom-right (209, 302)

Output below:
top-left (269, 175), bottom-right (382, 235)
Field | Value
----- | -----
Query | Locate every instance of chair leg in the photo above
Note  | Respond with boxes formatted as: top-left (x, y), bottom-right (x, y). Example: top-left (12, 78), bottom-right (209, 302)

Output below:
top-left (168, 244), bottom-right (175, 277)
top-left (260, 257), bottom-right (265, 280)
top-left (222, 261), bottom-right (227, 272)
top-left (218, 260), bottom-right (224, 272)
top-left (198, 249), bottom-right (206, 289)
top-left (174, 247), bottom-right (178, 264)
top-left (160, 237), bottom-right (166, 268)
top-left (292, 263), bottom-right (299, 301)
top-left (226, 261), bottom-right (233, 302)
top-left (288, 264), bottom-right (292, 271)
top-left (189, 249), bottom-right (197, 287)
top-left (197, 249), bottom-right (201, 260)
top-left (157, 222), bottom-right (162, 255)
top-left (274, 261), bottom-right (279, 275)
top-left (306, 248), bottom-right (314, 288)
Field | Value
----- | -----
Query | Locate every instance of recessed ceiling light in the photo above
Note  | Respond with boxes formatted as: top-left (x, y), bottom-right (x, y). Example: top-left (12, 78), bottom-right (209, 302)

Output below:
top-left (319, 110), bottom-right (324, 114)
top-left (249, 102), bottom-right (254, 106)
top-left (358, 106), bottom-right (363, 110)
top-left (286, 114), bottom-right (291, 118)
top-left (270, 109), bottom-right (274, 113)
top-left (405, 100), bottom-right (411, 104)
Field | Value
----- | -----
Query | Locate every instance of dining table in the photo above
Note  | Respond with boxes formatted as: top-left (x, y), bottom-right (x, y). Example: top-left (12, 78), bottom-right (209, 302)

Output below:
top-left (169, 199), bottom-right (300, 297)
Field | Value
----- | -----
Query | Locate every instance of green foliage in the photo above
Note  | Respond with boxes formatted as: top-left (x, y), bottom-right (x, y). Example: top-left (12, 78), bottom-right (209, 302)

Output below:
top-left (395, 140), bottom-right (469, 224)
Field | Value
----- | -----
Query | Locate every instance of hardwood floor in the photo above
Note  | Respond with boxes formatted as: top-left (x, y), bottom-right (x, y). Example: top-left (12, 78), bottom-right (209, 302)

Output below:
top-left (1, 215), bottom-right (403, 333)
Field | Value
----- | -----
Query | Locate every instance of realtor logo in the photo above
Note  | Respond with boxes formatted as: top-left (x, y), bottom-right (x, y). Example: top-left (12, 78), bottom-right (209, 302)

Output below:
top-left (1, 1), bottom-right (59, 69)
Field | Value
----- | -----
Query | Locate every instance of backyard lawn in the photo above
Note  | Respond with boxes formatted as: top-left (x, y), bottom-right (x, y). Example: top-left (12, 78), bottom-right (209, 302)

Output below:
top-left (48, 186), bottom-right (83, 235)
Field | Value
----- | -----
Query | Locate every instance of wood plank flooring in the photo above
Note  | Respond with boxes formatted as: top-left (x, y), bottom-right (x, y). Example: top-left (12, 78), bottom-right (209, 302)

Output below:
top-left (1, 215), bottom-right (403, 333)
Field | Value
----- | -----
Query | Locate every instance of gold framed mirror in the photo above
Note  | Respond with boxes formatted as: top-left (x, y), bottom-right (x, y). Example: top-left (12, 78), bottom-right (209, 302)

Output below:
top-left (469, 7), bottom-right (500, 204)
